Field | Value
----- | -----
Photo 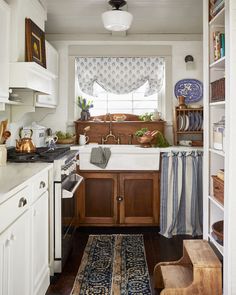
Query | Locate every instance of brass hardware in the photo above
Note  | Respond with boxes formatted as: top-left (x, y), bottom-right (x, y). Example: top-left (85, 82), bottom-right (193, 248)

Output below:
top-left (101, 113), bottom-right (120, 144)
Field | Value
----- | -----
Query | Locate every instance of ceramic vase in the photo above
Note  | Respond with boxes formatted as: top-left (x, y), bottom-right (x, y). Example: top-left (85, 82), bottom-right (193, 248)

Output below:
top-left (80, 110), bottom-right (90, 121)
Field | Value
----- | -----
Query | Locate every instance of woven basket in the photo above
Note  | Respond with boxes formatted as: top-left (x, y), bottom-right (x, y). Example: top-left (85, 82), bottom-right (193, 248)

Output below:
top-left (211, 78), bottom-right (225, 102)
top-left (212, 220), bottom-right (224, 243)
top-left (57, 136), bottom-right (76, 144)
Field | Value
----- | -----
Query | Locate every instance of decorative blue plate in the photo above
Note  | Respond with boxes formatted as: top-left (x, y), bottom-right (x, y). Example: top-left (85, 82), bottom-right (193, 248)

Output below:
top-left (188, 112), bottom-right (195, 131)
top-left (174, 79), bottom-right (203, 103)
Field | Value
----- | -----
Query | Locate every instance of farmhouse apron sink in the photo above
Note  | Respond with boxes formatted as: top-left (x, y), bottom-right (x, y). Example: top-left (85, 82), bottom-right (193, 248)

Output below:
top-left (73, 144), bottom-right (160, 171)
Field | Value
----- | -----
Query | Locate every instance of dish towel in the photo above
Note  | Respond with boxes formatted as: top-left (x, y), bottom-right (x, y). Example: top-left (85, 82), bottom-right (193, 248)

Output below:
top-left (90, 147), bottom-right (111, 169)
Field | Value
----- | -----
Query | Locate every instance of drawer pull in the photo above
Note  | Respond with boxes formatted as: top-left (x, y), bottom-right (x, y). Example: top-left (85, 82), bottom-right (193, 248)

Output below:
top-left (117, 196), bottom-right (123, 202)
top-left (10, 234), bottom-right (16, 241)
top-left (18, 197), bottom-right (27, 208)
top-left (40, 181), bottom-right (46, 189)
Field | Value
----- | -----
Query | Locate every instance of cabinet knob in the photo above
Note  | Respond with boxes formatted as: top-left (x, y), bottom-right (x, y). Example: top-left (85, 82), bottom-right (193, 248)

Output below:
top-left (40, 181), bottom-right (46, 189)
top-left (117, 196), bottom-right (123, 202)
top-left (10, 234), bottom-right (16, 241)
top-left (18, 197), bottom-right (27, 208)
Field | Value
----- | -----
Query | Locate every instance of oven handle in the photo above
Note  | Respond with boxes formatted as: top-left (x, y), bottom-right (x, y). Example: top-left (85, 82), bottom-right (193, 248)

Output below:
top-left (62, 174), bottom-right (83, 199)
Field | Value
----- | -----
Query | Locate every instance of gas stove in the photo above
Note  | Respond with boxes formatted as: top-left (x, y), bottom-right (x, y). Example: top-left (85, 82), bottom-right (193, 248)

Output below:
top-left (7, 147), bottom-right (71, 163)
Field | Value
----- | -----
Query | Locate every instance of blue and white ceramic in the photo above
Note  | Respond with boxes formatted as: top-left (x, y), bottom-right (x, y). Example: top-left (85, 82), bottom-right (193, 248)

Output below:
top-left (188, 112), bottom-right (195, 131)
top-left (194, 112), bottom-right (200, 131)
top-left (174, 79), bottom-right (203, 103)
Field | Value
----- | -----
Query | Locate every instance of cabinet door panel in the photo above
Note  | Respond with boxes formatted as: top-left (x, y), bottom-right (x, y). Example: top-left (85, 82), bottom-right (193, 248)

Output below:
top-left (0, 230), bottom-right (10, 295)
top-left (0, 0), bottom-right (10, 102)
top-left (120, 173), bottom-right (159, 225)
top-left (31, 191), bottom-right (49, 294)
top-left (78, 173), bottom-right (118, 225)
top-left (124, 179), bottom-right (153, 217)
top-left (8, 212), bottom-right (30, 295)
top-left (85, 178), bottom-right (114, 217)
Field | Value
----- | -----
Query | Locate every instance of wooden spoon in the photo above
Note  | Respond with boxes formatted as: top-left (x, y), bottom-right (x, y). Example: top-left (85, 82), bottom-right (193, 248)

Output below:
top-left (1, 130), bottom-right (11, 144)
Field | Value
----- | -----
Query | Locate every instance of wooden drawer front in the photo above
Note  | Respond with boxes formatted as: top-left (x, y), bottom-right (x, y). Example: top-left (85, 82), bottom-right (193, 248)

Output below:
top-left (33, 171), bottom-right (48, 201)
top-left (0, 186), bottom-right (31, 234)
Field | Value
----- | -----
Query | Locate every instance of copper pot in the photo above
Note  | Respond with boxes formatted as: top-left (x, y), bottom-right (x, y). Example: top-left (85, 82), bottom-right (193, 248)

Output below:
top-left (15, 128), bottom-right (36, 153)
top-left (178, 96), bottom-right (186, 109)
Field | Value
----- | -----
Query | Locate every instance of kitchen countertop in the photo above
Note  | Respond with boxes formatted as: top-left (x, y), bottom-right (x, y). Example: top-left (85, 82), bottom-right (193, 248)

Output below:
top-left (0, 162), bottom-right (53, 204)
top-left (70, 144), bottom-right (203, 152)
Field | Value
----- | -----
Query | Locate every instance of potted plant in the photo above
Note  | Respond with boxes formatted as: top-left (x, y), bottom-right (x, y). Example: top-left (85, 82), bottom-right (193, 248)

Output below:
top-left (77, 96), bottom-right (94, 121)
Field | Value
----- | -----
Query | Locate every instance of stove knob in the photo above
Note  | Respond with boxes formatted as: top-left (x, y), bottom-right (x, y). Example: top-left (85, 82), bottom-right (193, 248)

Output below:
top-left (62, 169), bottom-right (69, 176)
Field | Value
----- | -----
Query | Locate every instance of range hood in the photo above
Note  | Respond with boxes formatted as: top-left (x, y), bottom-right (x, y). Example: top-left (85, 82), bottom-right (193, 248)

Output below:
top-left (9, 62), bottom-right (56, 95)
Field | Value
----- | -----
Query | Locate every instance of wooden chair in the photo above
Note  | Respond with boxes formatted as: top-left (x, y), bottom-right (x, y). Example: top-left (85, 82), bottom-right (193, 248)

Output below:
top-left (153, 240), bottom-right (222, 294)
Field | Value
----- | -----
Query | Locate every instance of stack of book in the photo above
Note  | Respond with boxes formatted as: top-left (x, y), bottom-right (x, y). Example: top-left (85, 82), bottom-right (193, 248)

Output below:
top-left (209, 0), bottom-right (225, 20)
top-left (213, 31), bottom-right (225, 61)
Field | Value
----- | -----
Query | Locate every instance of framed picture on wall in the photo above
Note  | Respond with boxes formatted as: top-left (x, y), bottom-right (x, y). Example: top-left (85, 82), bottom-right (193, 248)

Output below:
top-left (25, 18), bottom-right (46, 68)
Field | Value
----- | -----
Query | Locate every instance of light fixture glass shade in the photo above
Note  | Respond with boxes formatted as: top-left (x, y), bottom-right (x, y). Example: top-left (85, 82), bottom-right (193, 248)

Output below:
top-left (102, 10), bottom-right (133, 31)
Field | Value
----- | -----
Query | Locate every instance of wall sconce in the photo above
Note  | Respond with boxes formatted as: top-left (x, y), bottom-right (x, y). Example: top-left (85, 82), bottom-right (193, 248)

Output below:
top-left (185, 55), bottom-right (195, 70)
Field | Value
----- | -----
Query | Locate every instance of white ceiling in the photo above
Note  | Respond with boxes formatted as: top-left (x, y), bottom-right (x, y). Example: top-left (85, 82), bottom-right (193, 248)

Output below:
top-left (45, 0), bottom-right (203, 35)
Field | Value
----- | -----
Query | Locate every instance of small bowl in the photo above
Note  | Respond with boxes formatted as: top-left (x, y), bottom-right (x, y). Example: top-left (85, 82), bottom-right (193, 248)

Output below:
top-left (113, 115), bottom-right (127, 122)
top-left (212, 220), bottom-right (224, 243)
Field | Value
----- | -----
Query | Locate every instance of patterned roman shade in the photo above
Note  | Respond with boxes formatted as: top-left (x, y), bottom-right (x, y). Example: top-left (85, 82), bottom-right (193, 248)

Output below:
top-left (76, 57), bottom-right (165, 96)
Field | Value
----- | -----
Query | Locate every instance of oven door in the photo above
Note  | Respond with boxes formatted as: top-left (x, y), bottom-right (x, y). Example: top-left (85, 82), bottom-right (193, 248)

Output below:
top-left (54, 173), bottom-right (83, 272)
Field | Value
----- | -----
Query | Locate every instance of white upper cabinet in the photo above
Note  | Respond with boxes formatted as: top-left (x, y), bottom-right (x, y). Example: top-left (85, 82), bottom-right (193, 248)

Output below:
top-left (5, 0), bottom-right (47, 62)
top-left (36, 41), bottom-right (59, 107)
top-left (0, 0), bottom-right (10, 103)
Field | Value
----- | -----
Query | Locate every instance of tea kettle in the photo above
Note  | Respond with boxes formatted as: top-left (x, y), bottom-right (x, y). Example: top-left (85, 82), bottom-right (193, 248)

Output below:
top-left (16, 128), bottom-right (36, 153)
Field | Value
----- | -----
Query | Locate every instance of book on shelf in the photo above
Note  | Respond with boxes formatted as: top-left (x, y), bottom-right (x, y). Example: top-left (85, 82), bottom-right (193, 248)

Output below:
top-left (209, 0), bottom-right (225, 20)
top-left (213, 31), bottom-right (225, 61)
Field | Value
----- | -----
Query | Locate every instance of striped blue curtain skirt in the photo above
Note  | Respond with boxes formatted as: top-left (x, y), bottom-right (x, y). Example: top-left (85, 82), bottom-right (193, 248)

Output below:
top-left (160, 151), bottom-right (203, 238)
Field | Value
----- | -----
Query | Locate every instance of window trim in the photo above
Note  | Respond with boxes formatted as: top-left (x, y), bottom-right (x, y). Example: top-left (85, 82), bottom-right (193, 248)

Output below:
top-left (68, 45), bottom-right (172, 125)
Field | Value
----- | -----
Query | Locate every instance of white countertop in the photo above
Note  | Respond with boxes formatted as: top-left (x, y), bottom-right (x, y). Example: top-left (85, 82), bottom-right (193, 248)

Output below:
top-left (70, 144), bottom-right (203, 153)
top-left (0, 162), bottom-right (53, 204)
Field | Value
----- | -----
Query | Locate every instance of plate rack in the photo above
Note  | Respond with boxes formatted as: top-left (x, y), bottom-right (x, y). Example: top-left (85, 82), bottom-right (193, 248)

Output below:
top-left (173, 107), bottom-right (204, 146)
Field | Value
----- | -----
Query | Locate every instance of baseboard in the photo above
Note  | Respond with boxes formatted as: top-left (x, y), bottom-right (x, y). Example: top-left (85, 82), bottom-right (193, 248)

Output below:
top-left (34, 268), bottom-right (50, 295)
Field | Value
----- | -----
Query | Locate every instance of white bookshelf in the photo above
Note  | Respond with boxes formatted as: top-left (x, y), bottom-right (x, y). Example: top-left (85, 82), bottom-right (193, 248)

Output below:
top-left (203, 0), bottom-right (236, 293)
top-left (209, 56), bottom-right (225, 69)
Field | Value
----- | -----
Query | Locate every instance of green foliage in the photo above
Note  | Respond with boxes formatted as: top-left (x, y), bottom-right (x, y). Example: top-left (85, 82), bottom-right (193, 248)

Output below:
top-left (77, 96), bottom-right (94, 111)
top-left (139, 112), bottom-right (153, 121)
top-left (154, 132), bottom-right (170, 147)
top-left (134, 128), bottom-right (148, 137)
top-left (56, 131), bottom-right (74, 139)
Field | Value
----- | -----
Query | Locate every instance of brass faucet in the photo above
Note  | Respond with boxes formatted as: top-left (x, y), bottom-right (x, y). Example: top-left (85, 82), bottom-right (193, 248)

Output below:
top-left (102, 113), bottom-right (120, 144)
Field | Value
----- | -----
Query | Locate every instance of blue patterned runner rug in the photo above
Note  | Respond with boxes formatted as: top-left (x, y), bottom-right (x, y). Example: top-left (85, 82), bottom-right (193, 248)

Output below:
top-left (71, 234), bottom-right (152, 295)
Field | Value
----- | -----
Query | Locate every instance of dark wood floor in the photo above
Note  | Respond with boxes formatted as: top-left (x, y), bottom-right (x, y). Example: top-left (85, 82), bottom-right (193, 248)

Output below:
top-left (46, 227), bottom-right (199, 295)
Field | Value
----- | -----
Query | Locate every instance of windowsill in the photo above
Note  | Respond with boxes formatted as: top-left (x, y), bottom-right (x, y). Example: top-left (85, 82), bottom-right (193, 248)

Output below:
top-left (74, 120), bottom-right (166, 124)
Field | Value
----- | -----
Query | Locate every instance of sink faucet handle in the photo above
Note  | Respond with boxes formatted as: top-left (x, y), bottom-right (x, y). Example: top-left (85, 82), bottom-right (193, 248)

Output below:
top-left (128, 134), bottom-right (133, 145)
top-left (117, 133), bottom-right (124, 145)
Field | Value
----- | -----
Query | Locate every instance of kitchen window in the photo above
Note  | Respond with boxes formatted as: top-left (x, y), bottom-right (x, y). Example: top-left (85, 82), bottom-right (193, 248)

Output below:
top-left (76, 56), bottom-right (165, 117)
top-left (77, 80), bottom-right (164, 116)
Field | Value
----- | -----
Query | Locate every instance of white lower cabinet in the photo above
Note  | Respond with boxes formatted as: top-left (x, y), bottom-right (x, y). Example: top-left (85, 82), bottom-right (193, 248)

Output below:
top-left (0, 167), bottom-right (51, 295)
top-left (0, 211), bottom-right (30, 295)
top-left (31, 191), bottom-right (49, 295)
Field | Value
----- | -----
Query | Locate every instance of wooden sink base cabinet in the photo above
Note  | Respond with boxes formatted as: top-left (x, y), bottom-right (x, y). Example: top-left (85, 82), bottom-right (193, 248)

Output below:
top-left (153, 240), bottom-right (222, 294)
top-left (76, 171), bottom-right (160, 226)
